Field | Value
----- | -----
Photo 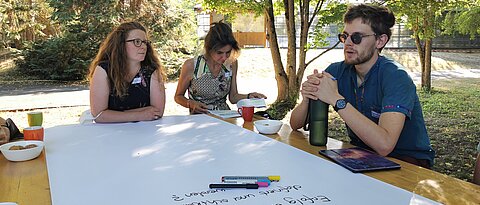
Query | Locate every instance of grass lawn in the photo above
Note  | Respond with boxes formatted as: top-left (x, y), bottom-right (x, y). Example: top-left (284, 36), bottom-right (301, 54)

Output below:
top-left (420, 79), bottom-right (479, 181)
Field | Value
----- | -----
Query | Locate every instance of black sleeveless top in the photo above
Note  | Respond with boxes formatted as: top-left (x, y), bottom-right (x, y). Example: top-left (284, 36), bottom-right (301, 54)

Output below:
top-left (100, 62), bottom-right (154, 111)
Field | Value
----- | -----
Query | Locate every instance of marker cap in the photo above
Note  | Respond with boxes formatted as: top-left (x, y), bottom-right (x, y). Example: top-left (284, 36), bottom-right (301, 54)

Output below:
top-left (257, 179), bottom-right (271, 185)
top-left (268, 176), bottom-right (281, 181)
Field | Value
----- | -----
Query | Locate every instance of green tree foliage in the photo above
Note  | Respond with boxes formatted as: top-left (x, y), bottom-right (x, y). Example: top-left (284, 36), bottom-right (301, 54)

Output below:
top-left (17, 32), bottom-right (93, 80)
top-left (382, 0), bottom-right (480, 91)
top-left (381, 0), bottom-right (449, 91)
top-left (15, 0), bottom-right (196, 81)
top-left (442, 0), bottom-right (480, 39)
top-left (309, 3), bottom-right (346, 54)
top-left (0, 0), bottom-right (59, 48)
top-left (143, 1), bottom-right (197, 80)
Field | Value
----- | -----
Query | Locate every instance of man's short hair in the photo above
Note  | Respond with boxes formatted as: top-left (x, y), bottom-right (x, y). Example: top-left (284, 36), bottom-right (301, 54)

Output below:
top-left (344, 4), bottom-right (395, 47)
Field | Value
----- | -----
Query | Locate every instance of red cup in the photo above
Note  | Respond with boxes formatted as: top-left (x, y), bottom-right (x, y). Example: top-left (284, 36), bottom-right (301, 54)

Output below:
top-left (23, 126), bottom-right (44, 141)
top-left (237, 106), bottom-right (254, 122)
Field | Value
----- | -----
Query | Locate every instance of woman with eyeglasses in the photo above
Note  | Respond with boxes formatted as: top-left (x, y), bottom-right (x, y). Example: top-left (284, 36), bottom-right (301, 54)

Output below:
top-left (290, 4), bottom-right (435, 169)
top-left (174, 22), bottom-right (266, 114)
top-left (88, 21), bottom-right (166, 123)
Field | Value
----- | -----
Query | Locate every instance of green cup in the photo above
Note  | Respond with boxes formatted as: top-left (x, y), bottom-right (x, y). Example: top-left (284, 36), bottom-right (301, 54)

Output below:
top-left (27, 111), bottom-right (43, 127)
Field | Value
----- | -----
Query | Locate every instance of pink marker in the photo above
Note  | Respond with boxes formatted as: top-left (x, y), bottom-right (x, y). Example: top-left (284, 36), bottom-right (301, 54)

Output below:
top-left (256, 182), bottom-right (269, 187)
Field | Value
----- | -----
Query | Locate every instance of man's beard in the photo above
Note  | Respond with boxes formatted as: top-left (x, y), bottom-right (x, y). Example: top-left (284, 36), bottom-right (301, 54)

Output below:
top-left (344, 46), bottom-right (376, 65)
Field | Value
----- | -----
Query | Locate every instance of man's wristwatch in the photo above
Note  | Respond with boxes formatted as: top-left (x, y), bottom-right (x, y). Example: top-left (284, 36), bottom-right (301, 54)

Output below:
top-left (334, 99), bottom-right (347, 112)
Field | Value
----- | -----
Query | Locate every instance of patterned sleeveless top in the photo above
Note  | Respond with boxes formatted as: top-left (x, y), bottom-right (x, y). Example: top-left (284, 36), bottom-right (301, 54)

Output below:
top-left (100, 62), bottom-right (154, 111)
top-left (188, 55), bottom-right (232, 110)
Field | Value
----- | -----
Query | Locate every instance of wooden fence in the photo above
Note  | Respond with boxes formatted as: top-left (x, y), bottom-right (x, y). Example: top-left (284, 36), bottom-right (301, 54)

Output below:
top-left (233, 32), bottom-right (266, 48)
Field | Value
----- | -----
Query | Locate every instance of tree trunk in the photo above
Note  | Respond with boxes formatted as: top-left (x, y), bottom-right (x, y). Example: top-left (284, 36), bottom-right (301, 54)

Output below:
top-left (296, 0), bottom-right (309, 101)
top-left (414, 34), bottom-right (426, 86)
top-left (26, 0), bottom-right (34, 42)
top-left (422, 7), bottom-right (433, 91)
top-left (264, 0), bottom-right (299, 120)
top-left (13, 39), bottom-right (22, 49)
top-left (423, 39), bottom-right (432, 91)
top-left (284, 0), bottom-right (296, 100)
top-left (131, 0), bottom-right (138, 11)
top-left (264, 0), bottom-right (286, 101)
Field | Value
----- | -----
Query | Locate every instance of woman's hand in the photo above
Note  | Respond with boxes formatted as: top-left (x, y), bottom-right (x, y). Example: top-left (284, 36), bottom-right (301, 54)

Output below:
top-left (134, 106), bottom-right (162, 121)
top-left (248, 92), bottom-right (267, 99)
top-left (189, 100), bottom-right (209, 114)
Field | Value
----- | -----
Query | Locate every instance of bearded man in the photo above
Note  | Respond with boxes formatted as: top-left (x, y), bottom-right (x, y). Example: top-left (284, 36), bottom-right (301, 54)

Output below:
top-left (290, 4), bottom-right (435, 169)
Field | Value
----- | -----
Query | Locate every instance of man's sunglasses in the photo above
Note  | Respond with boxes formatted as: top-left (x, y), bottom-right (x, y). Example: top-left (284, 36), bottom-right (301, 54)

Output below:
top-left (338, 32), bottom-right (376, 45)
top-left (125, 38), bottom-right (151, 47)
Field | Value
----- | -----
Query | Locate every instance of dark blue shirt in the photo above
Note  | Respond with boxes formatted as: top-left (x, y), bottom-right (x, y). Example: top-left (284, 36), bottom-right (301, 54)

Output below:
top-left (325, 56), bottom-right (435, 166)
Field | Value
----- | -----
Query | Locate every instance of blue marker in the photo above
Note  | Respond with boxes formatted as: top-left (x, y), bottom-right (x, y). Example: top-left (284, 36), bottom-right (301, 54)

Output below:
top-left (223, 178), bottom-right (271, 186)
top-left (221, 175), bottom-right (280, 182)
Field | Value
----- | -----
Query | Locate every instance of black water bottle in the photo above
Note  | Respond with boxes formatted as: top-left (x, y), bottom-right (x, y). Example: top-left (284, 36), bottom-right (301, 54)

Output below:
top-left (304, 99), bottom-right (328, 146)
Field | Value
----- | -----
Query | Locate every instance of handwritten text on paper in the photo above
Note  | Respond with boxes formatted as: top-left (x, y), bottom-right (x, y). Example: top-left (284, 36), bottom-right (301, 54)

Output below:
top-left (171, 184), bottom-right (332, 205)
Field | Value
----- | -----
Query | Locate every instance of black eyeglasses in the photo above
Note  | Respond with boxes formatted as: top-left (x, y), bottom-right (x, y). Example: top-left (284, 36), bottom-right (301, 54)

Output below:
top-left (125, 38), bottom-right (151, 47)
top-left (338, 32), bottom-right (376, 44)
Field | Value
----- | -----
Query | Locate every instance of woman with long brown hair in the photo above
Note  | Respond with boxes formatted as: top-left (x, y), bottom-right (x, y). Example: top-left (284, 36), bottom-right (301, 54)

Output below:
top-left (174, 22), bottom-right (266, 114)
top-left (88, 21), bottom-right (166, 123)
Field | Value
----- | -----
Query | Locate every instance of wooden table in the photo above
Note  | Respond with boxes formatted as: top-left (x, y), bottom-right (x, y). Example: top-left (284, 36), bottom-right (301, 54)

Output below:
top-left (1, 115), bottom-right (479, 205)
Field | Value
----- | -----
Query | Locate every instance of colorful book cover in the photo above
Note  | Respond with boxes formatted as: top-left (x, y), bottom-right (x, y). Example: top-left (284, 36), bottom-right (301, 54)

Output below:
top-left (319, 147), bottom-right (401, 173)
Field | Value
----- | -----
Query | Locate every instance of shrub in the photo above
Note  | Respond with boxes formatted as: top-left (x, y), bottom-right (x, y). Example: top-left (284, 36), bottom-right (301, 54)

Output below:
top-left (14, 1), bottom-right (197, 82)
top-left (16, 32), bottom-right (96, 81)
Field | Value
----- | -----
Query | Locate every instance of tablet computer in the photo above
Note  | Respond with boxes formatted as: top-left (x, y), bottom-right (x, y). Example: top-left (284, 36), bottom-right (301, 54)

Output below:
top-left (319, 147), bottom-right (401, 173)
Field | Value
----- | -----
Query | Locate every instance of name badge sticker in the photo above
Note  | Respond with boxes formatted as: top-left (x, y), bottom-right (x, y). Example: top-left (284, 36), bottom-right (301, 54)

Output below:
top-left (132, 77), bottom-right (142, 84)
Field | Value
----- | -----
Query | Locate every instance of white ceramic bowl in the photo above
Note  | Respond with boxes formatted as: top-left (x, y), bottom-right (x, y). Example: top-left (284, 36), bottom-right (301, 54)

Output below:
top-left (254, 120), bottom-right (283, 134)
top-left (0, 141), bottom-right (44, 162)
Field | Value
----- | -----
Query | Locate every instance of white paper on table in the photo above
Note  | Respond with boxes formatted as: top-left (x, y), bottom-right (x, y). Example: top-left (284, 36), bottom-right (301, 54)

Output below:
top-left (45, 115), bottom-right (441, 205)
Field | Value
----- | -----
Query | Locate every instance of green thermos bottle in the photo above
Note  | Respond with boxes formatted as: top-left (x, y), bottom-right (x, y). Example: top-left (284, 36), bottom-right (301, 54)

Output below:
top-left (303, 99), bottom-right (328, 146)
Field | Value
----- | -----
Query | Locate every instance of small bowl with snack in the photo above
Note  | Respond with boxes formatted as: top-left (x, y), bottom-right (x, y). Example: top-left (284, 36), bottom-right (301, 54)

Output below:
top-left (0, 141), bottom-right (44, 162)
top-left (254, 119), bottom-right (283, 135)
